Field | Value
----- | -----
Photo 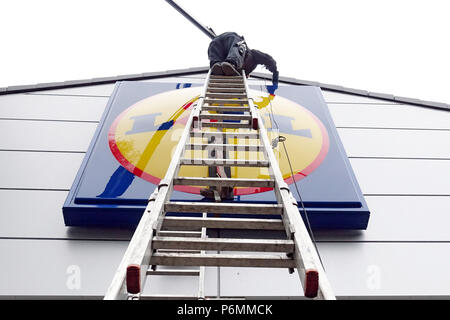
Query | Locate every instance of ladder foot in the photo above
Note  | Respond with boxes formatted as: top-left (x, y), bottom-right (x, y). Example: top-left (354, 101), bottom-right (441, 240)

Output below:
top-left (252, 117), bottom-right (258, 130)
top-left (126, 264), bottom-right (141, 295)
top-left (304, 269), bottom-right (319, 298)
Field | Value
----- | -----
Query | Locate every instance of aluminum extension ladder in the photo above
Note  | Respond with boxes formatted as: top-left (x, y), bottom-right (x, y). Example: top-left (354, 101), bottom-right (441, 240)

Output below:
top-left (104, 71), bottom-right (335, 300)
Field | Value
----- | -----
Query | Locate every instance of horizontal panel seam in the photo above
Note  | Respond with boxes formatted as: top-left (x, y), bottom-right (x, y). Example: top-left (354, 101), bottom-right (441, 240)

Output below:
top-left (1, 150), bottom-right (450, 161)
top-left (24, 93), bottom-right (111, 98)
top-left (336, 126), bottom-right (450, 131)
top-left (0, 188), bottom-right (70, 191)
top-left (1, 188), bottom-right (449, 197)
top-left (317, 240), bottom-right (450, 243)
top-left (0, 118), bottom-right (100, 124)
top-left (349, 156), bottom-right (450, 160)
top-left (1, 237), bottom-right (450, 244)
top-left (0, 149), bottom-right (86, 154)
top-left (326, 102), bottom-right (398, 105)
top-left (0, 236), bottom-right (130, 242)
top-left (1, 189), bottom-right (449, 199)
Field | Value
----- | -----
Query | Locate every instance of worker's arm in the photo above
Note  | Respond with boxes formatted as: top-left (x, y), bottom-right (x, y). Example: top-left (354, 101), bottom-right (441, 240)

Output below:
top-left (252, 50), bottom-right (277, 73)
top-left (252, 50), bottom-right (278, 86)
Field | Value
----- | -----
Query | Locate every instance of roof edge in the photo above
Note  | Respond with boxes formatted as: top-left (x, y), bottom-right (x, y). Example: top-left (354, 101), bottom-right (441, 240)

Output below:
top-left (250, 72), bottom-right (450, 112)
top-left (0, 67), bottom-right (448, 111)
top-left (0, 66), bottom-right (210, 96)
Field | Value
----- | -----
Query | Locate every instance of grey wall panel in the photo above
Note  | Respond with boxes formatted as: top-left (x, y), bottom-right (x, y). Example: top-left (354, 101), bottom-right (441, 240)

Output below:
top-left (0, 190), bottom-right (134, 240)
top-left (144, 266), bottom-right (217, 298)
top-left (1, 239), bottom-right (448, 298)
top-left (315, 196), bottom-right (450, 241)
top-left (350, 158), bottom-right (450, 195)
top-left (0, 151), bottom-right (84, 190)
top-left (322, 91), bottom-right (398, 104)
top-left (329, 103), bottom-right (450, 130)
top-left (3, 191), bottom-right (449, 243)
top-left (33, 84), bottom-right (116, 97)
top-left (337, 128), bottom-right (450, 159)
top-left (142, 78), bottom-right (205, 84)
top-left (0, 120), bottom-right (97, 152)
top-left (0, 239), bottom-right (218, 298)
top-left (0, 94), bottom-right (107, 121)
top-left (179, 75), bottom-right (207, 79)
top-left (33, 78), bottom-right (200, 97)
top-left (0, 239), bottom-right (128, 297)
top-left (219, 243), bottom-right (450, 297)
top-left (219, 265), bottom-right (303, 298)
top-left (318, 242), bottom-right (450, 297)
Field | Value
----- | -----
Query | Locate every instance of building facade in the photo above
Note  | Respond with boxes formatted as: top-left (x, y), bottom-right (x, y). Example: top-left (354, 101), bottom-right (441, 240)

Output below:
top-left (1, 70), bottom-right (449, 298)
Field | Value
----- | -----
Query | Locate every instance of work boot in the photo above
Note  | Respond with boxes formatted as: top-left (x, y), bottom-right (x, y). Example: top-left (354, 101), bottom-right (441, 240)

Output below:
top-left (210, 63), bottom-right (224, 75)
top-left (200, 188), bottom-right (221, 202)
top-left (200, 188), bottom-right (215, 199)
top-left (220, 187), bottom-right (235, 200)
top-left (221, 62), bottom-right (241, 76)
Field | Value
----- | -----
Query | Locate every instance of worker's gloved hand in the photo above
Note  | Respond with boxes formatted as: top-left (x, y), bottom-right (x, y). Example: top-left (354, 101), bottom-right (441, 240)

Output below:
top-left (266, 83), bottom-right (278, 95)
top-left (267, 71), bottom-right (279, 95)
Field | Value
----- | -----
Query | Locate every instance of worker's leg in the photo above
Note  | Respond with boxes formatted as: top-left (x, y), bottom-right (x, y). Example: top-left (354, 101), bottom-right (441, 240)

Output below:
top-left (209, 33), bottom-right (244, 66)
top-left (220, 166), bottom-right (234, 200)
top-left (200, 136), bottom-right (219, 200)
top-left (207, 37), bottom-right (226, 67)
top-left (223, 35), bottom-right (246, 70)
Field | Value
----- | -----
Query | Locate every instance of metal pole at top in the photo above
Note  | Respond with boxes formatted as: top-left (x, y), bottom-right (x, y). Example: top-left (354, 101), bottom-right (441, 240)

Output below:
top-left (165, 0), bottom-right (216, 40)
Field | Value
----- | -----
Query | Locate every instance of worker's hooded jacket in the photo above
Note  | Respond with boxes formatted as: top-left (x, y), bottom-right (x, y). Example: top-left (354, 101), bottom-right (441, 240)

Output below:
top-left (243, 49), bottom-right (277, 76)
top-left (208, 32), bottom-right (277, 77)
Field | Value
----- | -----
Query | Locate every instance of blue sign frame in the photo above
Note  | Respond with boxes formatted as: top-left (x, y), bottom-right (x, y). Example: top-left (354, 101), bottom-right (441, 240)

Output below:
top-left (63, 79), bottom-right (370, 229)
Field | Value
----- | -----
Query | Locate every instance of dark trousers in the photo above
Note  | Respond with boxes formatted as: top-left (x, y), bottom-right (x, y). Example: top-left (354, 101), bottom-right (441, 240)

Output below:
top-left (207, 32), bottom-right (246, 69)
top-left (208, 136), bottom-right (232, 180)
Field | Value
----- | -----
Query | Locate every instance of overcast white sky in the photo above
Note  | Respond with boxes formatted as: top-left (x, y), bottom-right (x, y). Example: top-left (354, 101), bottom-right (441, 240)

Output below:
top-left (1, 0), bottom-right (449, 103)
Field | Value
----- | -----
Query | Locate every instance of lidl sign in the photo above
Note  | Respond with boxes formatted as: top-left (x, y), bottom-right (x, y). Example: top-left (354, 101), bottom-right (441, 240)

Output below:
top-left (63, 79), bottom-right (369, 229)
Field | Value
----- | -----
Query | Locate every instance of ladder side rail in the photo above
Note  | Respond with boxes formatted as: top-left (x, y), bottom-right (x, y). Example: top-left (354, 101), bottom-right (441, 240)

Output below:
top-left (152, 70), bottom-right (211, 232)
top-left (130, 93), bottom-right (197, 295)
top-left (241, 71), bottom-right (259, 130)
top-left (105, 71), bottom-right (211, 299)
top-left (288, 194), bottom-right (335, 300)
top-left (197, 212), bottom-right (207, 299)
top-left (104, 190), bottom-right (159, 300)
top-left (193, 71), bottom-right (212, 128)
top-left (242, 74), bottom-right (335, 300)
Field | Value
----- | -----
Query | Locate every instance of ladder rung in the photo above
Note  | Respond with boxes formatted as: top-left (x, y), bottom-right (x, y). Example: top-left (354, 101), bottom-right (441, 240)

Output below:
top-left (206, 92), bottom-right (247, 99)
top-left (157, 249), bottom-right (201, 254)
top-left (200, 113), bottom-right (251, 121)
top-left (190, 132), bottom-right (259, 139)
top-left (186, 143), bottom-right (263, 151)
top-left (209, 75), bottom-right (243, 80)
top-left (207, 87), bottom-right (246, 93)
top-left (173, 177), bottom-right (273, 188)
top-left (162, 216), bottom-right (285, 231)
top-left (204, 98), bottom-right (248, 105)
top-left (165, 202), bottom-right (282, 215)
top-left (201, 105), bottom-right (249, 113)
top-left (202, 122), bottom-right (250, 129)
top-left (152, 237), bottom-right (294, 253)
top-left (146, 269), bottom-right (200, 276)
top-left (209, 78), bottom-right (244, 83)
top-left (150, 252), bottom-right (296, 268)
top-left (180, 158), bottom-right (269, 167)
top-left (208, 83), bottom-right (245, 89)
top-left (157, 230), bottom-right (202, 238)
